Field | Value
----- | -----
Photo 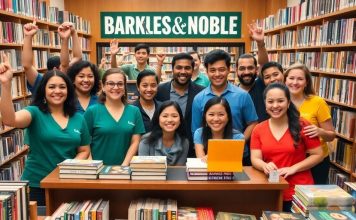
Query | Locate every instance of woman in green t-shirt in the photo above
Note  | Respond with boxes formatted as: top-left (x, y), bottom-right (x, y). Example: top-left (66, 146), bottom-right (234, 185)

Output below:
top-left (0, 57), bottom-right (91, 206)
top-left (84, 68), bottom-right (145, 166)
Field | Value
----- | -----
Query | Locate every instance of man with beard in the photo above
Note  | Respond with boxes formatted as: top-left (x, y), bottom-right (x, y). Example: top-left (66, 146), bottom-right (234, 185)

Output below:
top-left (237, 23), bottom-right (269, 122)
top-left (156, 53), bottom-right (204, 157)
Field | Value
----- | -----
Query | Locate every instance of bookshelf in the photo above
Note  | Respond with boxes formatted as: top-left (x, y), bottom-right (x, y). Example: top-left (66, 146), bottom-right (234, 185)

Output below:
top-left (253, 2), bottom-right (356, 184)
top-left (0, 1), bottom-right (92, 180)
top-left (96, 42), bottom-right (244, 83)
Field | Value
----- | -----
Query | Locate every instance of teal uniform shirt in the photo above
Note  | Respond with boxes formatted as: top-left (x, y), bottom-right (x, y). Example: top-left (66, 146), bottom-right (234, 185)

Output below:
top-left (84, 103), bottom-right (145, 165)
top-left (21, 106), bottom-right (91, 187)
top-left (192, 72), bottom-right (210, 87)
top-left (121, 64), bottom-right (155, 80)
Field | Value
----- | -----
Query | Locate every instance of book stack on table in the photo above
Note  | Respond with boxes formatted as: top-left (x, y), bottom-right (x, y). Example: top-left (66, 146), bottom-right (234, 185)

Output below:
top-left (98, 165), bottom-right (131, 180)
top-left (58, 159), bottom-right (104, 179)
top-left (130, 156), bottom-right (167, 180)
top-left (291, 184), bottom-right (354, 218)
top-left (185, 158), bottom-right (234, 181)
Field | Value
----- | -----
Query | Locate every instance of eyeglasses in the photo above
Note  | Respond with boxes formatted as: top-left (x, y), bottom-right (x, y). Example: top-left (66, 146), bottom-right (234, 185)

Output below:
top-left (105, 81), bottom-right (125, 88)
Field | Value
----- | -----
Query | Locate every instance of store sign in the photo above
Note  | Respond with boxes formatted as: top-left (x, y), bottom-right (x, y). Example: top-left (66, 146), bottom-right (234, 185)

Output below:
top-left (100, 12), bottom-right (241, 38)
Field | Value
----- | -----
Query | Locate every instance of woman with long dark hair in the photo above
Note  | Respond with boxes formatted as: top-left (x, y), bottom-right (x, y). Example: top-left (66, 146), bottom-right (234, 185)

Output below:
top-left (250, 83), bottom-right (323, 212)
top-left (138, 101), bottom-right (188, 165)
top-left (194, 96), bottom-right (244, 162)
top-left (0, 57), bottom-right (90, 206)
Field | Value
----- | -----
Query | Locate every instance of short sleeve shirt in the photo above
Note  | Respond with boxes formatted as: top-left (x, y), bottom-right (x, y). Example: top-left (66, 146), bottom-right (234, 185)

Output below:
top-left (121, 64), bottom-right (155, 80)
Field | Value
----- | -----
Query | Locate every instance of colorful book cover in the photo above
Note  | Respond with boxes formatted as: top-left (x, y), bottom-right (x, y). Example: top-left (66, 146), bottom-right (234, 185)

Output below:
top-left (216, 211), bottom-right (257, 220)
top-left (309, 210), bottom-right (356, 220)
top-left (58, 159), bottom-right (103, 167)
top-left (295, 185), bottom-right (353, 207)
top-left (99, 166), bottom-right (131, 175)
top-left (262, 211), bottom-right (304, 220)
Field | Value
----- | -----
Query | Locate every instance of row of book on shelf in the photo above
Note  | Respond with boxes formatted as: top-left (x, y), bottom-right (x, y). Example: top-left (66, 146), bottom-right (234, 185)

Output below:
top-left (0, 181), bottom-right (29, 220)
top-left (0, 0), bottom-right (91, 34)
top-left (329, 138), bottom-right (355, 172)
top-left (252, 18), bottom-right (356, 51)
top-left (256, 0), bottom-right (356, 31)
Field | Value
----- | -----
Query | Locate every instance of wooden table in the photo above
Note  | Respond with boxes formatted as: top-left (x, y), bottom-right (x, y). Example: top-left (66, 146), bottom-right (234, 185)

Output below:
top-left (41, 166), bottom-right (288, 218)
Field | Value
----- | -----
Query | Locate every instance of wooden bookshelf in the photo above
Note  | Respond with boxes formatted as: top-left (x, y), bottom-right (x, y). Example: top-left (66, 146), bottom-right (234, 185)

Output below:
top-left (41, 166), bottom-right (288, 218)
top-left (254, 2), bottom-right (356, 183)
top-left (0, 145), bottom-right (29, 167)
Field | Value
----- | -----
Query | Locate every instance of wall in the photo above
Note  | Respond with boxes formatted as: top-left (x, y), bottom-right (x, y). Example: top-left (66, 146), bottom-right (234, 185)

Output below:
top-left (63, 0), bottom-right (285, 63)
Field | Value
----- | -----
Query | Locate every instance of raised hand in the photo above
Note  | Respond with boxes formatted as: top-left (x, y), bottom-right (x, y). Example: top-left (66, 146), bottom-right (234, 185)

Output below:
top-left (23, 20), bottom-right (38, 37)
top-left (247, 21), bottom-right (264, 43)
top-left (110, 39), bottom-right (120, 55)
top-left (0, 53), bottom-right (13, 84)
top-left (156, 53), bottom-right (166, 66)
top-left (58, 22), bottom-right (74, 39)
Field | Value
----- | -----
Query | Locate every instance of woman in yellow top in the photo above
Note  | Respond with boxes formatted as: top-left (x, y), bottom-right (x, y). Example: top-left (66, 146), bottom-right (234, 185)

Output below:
top-left (284, 63), bottom-right (336, 184)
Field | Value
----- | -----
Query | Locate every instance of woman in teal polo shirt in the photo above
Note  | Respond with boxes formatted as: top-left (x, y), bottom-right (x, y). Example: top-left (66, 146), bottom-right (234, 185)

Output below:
top-left (0, 59), bottom-right (90, 206)
top-left (84, 68), bottom-right (145, 165)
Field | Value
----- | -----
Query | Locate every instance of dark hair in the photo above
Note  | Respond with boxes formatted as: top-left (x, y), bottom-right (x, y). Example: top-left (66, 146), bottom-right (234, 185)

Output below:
top-left (31, 70), bottom-right (76, 116)
top-left (66, 60), bottom-right (100, 95)
top-left (136, 69), bottom-right (159, 86)
top-left (261, 61), bottom-right (284, 78)
top-left (237, 54), bottom-right (257, 67)
top-left (201, 96), bottom-right (233, 151)
top-left (46, 56), bottom-right (60, 70)
top-left (284, 63), bottom-right (315, 96)
top-left (99, 68), bottom-right (127, 104)
top-left (204, 49), bottom-right (231, 69)
top-left (188, 51), bottom-right (201, 60)
top-left (171, 53), bottom-right (195, 70)
top-left (135, 43), bottom-right (150, 54)
top-left (263, 83), bottom-right (301, 147)
top-left (146, 101), bottom-right (187, 145)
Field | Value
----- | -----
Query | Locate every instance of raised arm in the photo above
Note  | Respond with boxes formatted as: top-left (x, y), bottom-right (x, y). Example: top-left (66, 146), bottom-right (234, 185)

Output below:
top-left (22, 21), bottom-right (39, 86)
top-left (155, 53), bottom-right (166, 82)
top-left (69, 22), bottom-right (82, 65)
top-left (110, 39), bottom-right (120, 68)
top-left (0, 54), bottom-right (32, 128)
top-left (248, 22), bottom-right (268, 71)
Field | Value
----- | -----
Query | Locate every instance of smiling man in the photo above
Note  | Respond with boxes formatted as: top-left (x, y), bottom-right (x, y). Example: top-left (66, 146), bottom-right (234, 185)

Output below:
top-left (156, 53), bottom-right (204, 157)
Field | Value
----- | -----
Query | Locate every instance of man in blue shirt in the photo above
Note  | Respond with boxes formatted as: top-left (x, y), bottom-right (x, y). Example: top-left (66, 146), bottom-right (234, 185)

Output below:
top-left (191, 49), bottom-right (258, 165)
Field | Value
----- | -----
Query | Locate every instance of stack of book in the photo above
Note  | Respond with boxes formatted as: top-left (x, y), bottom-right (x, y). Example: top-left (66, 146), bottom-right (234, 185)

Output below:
top-left (262, 211), bottom-right (304, 220)
top-left (50, 199), bottom-right (109, 220)
top-left (130, 156), bottom-right (167, 180)
top-left (128, 198), bottom-right (177, 220)
top-left (0, 181), bottom-right (29, 220)
top-left (58, 159), bottom-right (103, 179)
top-left (308, 210), bottom-right (356, 220)
top-left (98, 165), bottom-right (131, 180)
top-left (291, 185), bottom-right (354, 217)
top-left (186, 158), bottom-right (234, 181)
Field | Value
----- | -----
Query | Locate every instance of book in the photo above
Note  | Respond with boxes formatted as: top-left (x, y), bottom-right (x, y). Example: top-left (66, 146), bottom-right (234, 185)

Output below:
top-left (98, 165), bottom-right (131, 180)
top-left (130, 156), bottom-right (167, 169)
top-left (59, 173), bottom-right (98, 179)
top-left (216, 211), bottom-right (257, 220)
top-left (309, 210), bottom-right (356, 220)
top-left (178, 207), bottom-right (198, 219)
top-left (187, 174), bottom-right (234, 181)
top-left (186, 158), bottom-right (208, 172)
top-left (58, 159), bottom-right (103, 170)
top-left (131, 175), bottom-right (166, 181)
top-left (295, 185), bottom-right (354, 207)
top-left (262, 211), bottom-right (304, 220)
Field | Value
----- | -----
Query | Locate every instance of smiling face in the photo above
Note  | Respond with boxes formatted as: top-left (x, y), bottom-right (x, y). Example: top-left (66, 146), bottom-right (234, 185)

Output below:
top-left (265, 88), bottom-right (290, 119)
top-left (137, 75), bottom-right (158, 101)
top-left (102, 73), bottom-right (126, 102)
top-left (262, 66), bottom-right (284, 85)
top-left (45, 75), bottom-right (68, 107)
top-left (159, 105), bottom-right (181, 134)
top-left (205, 103), bottom-right (229, 134)
top-left (172, 59), bottom-right (193, 86)
top-left (190, 53), bottom-right (201, 72)
top-left (206, 60), bottom-right (229, 89)
top-left (135, 48), bottom-right (149, 65)
top-left (73, 66), bottom-right (94, 94)
top-left (237, 57), bottom-right (258, 87)
top-left (285, 69), bottom-right (307, 96)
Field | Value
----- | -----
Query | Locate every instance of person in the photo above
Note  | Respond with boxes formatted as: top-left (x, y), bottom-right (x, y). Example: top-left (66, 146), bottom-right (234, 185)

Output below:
top-left (138, 101), bottom-right (189, 165)
top-left (194, 96), bottom-right (244, 161)
top-left (0, 55), bottom-right (90, 206)
top-left (250, 83), bottom-right (323, 212)
top-left (260, 61), bottom-right (284, 86)
top-left (155, 53), bottom-right (204, 157)
top-left (84, 68), bottom-right (145, 165)
top-left (188, 51), bottom-right (210, 87)
top-left (284, 63), bottom-right (336, 184)
top-left (66, 61), bottom-right (100, 114)
top-left (23, 21), bottom-right (82, 94)
top-left (132, 70), bottom-right (161, 133)
top-left (110, 39), bottom-right (164, 80)
top-left (191, 49), bottom-right (257, 165)
top-left (236, 22), bottom-right (269, 122)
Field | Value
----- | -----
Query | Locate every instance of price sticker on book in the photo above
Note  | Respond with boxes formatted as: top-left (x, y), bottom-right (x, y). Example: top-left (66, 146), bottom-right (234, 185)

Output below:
top-left (268, 170), bottom-right (279, 183)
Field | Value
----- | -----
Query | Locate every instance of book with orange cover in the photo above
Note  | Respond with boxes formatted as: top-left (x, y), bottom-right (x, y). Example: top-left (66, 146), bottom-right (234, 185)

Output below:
top-left (207, 139), bottom-right (245, 172)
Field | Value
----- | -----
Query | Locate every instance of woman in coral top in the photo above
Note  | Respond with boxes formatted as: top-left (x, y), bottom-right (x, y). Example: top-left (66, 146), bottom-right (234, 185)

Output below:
top-left (284, 63), bottom-right (335, 184)
top-left (251, 83), bottom-right (323, 212)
